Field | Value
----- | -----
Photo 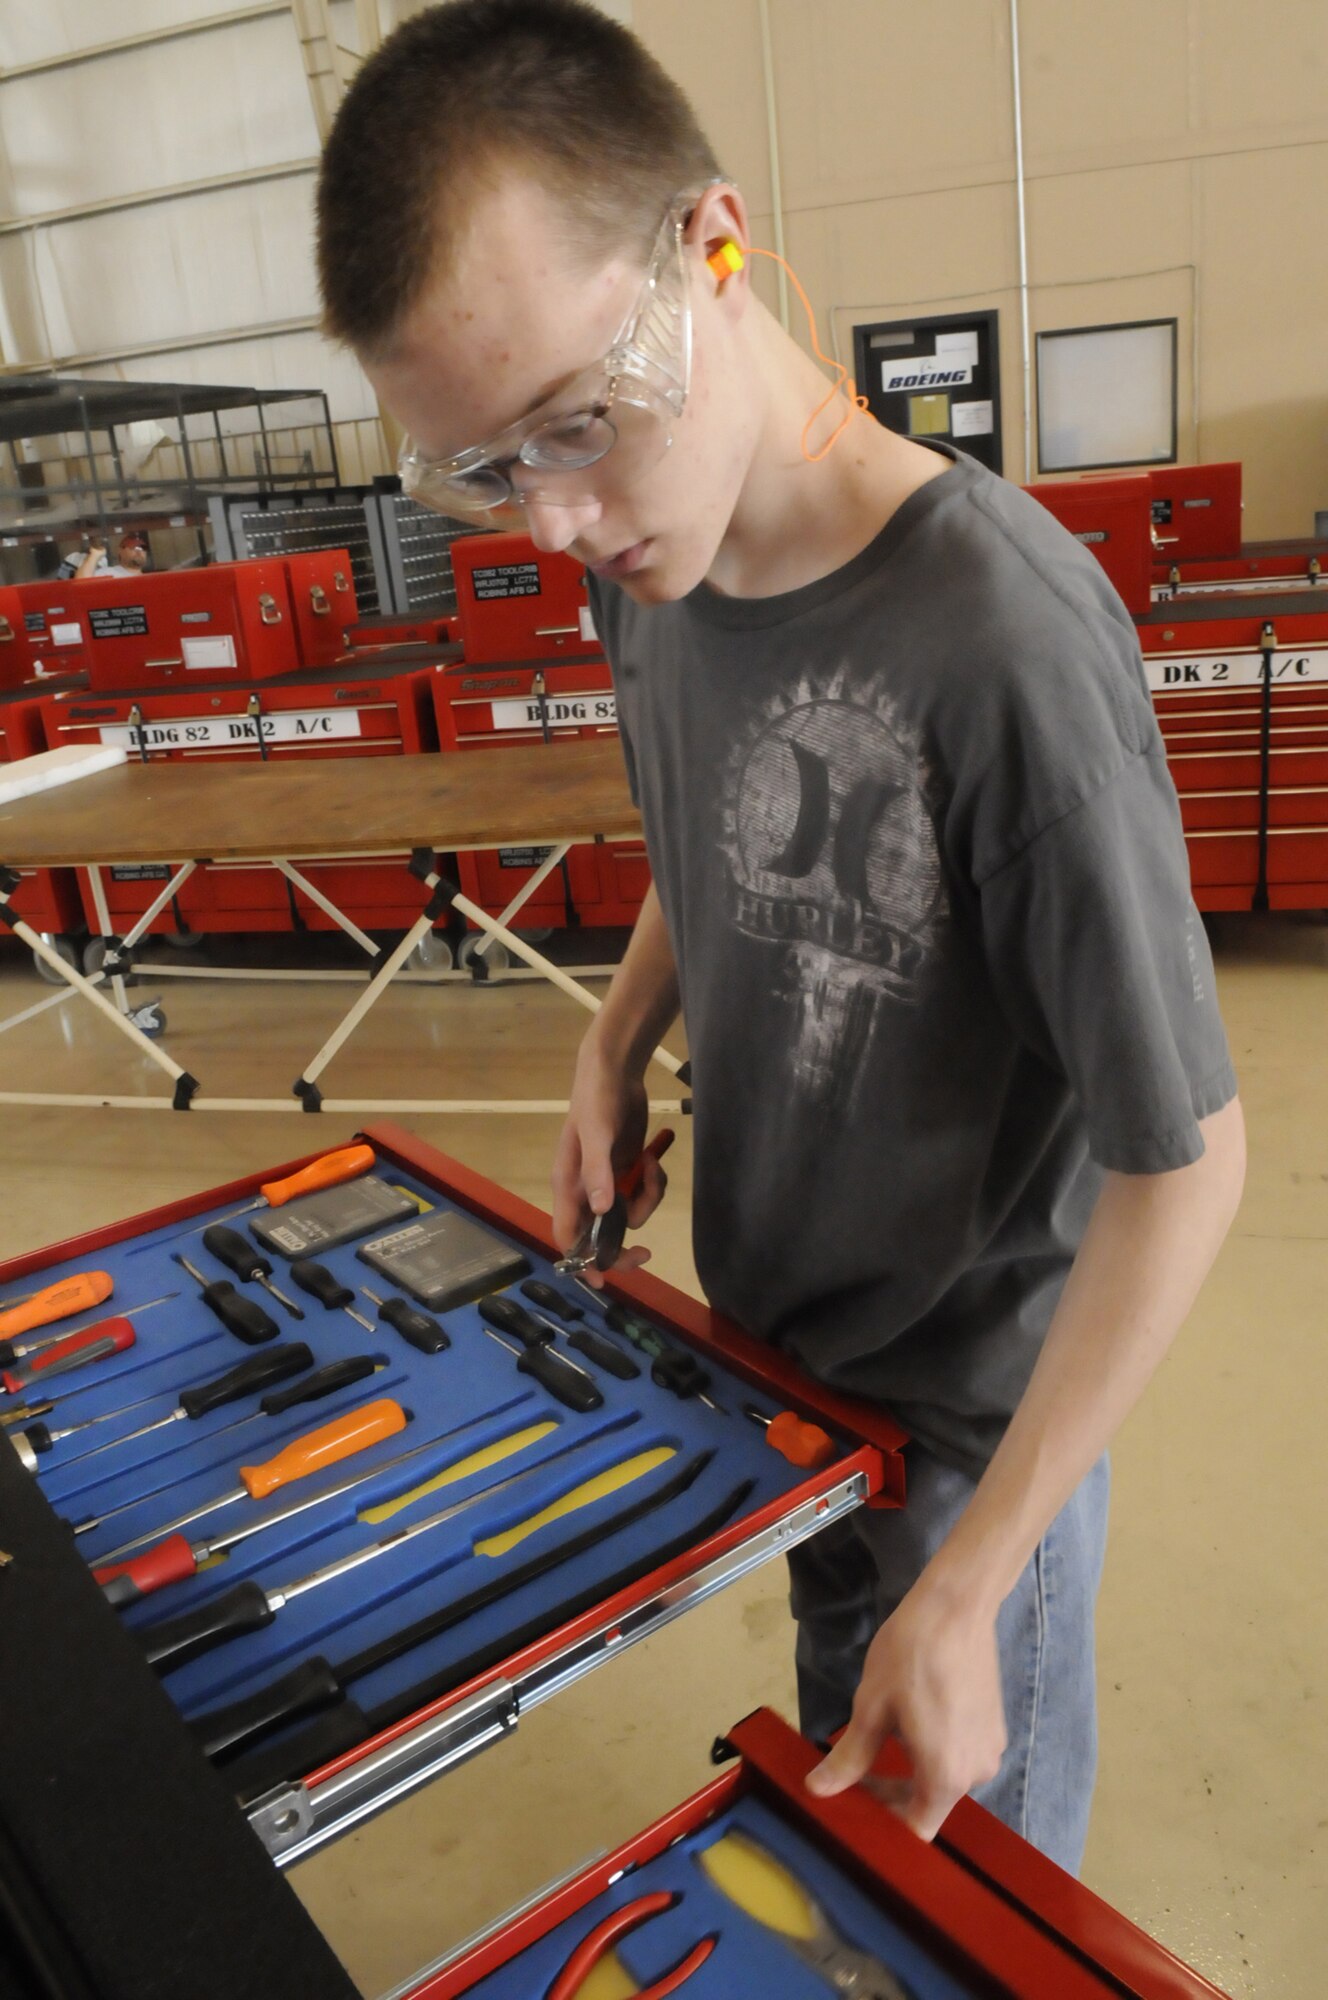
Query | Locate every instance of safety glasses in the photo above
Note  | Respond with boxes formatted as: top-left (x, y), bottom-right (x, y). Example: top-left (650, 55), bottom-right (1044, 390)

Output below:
top-left (398, 190), bottom-right (698, 518)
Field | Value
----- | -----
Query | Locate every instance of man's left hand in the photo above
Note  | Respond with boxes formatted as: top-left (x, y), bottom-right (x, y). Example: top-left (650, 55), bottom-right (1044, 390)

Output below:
top-left (804, 1581), bottom-right (1006, 1841)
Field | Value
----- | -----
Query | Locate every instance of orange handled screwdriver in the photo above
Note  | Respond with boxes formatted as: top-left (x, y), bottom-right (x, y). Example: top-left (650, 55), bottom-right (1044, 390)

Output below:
top-left (0, 1292), bottom-right (176, 1371)
top-left (87, 1396), bottom-right (409, 1560)
top-left (0, 1271), bottom-right (113, 1342)
top-left (743, 1403), bottom-right (837, 1470)
top-left (170, 1145), bottom-right (378, 1244)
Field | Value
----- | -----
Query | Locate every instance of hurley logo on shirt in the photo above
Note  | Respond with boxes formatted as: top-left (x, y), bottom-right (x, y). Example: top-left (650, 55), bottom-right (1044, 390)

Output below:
top-left (721, 672), bottom-right (947, 1104)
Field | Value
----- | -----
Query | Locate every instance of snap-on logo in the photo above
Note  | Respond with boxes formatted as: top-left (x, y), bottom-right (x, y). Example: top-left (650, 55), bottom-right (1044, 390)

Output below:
top-left (1075, 530), bottom-right (1109, 544)
top-left (460, 676), bottom-right (523, 692)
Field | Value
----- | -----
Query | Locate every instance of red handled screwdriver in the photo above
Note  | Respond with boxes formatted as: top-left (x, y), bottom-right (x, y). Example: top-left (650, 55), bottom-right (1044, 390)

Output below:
top-left (2, 1320), bottom-right (136, 1397)
top-left (0, 1292), bottom-right (175, 1370)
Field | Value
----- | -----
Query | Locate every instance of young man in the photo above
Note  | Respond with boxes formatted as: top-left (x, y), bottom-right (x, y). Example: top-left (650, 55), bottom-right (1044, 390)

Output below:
top-left (318, 0), bottom-right (1244, 1871)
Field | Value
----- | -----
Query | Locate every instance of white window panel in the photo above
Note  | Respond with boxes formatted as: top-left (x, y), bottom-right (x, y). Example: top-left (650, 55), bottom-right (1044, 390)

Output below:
top-left (1036, 320), bottom-right (1177, 472)
top-left (0, 1), bottom-right (273, 70)
top-left (0, 12), bottom-right (317, 216)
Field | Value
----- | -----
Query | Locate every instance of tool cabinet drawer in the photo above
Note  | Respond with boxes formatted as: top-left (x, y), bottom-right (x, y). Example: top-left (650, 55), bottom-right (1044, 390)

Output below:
top-left (403, 1707), bottom-right (1232, 1999)
top-left (0, 1124), bottom-right (904, 1874)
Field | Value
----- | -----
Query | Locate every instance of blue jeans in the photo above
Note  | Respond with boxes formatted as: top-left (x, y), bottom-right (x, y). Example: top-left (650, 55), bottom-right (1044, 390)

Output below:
top-left (787, 1447), bottom-right (1110, 1874)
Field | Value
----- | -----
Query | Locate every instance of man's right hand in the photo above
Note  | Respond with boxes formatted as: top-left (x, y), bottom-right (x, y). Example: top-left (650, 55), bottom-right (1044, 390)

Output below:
top-left (552, 1028), bottom-right (669, 1281)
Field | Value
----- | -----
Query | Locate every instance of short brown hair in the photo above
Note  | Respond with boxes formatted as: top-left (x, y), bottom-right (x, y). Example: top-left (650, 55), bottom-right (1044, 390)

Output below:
top-left (317, 0), bottom-right (721, 355)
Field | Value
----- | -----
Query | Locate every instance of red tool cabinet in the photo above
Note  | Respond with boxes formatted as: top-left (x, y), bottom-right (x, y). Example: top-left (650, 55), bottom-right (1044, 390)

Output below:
top-left (0, 1130), bottom-right (1233, 1999)
top-left (1023, 474), bottom-right (1154, 615)
top-left (38, 661), bottom-right (442, 942)
top-left (0, 680), bottom-right (86, 942)
top-left (451, 533), bottom-right (601, 665)
top-left (1138, 595), bottom-right (1328, 909)
top-left (18, 551), bottom-right (356, 692)
top-left (432, 654), bottom-right (648, 934)
top-left (1147, 461), bottom-right (1244, 564)
top-left (0, 582), bottom-right (39, 689)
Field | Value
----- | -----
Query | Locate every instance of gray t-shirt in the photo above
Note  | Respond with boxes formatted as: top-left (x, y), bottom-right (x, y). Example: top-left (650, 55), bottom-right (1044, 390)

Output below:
top-left (588, 444), bottom-right (1236, 1477)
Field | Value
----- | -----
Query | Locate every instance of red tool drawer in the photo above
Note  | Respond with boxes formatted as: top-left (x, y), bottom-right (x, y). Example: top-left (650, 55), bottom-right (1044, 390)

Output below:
top-left (0, 582), bottom-right (38, 689)
top-left (1147, 461), bottom-right (1242, 564)
top-left (1023, 473), bottom-right (1154, 615)
top-left (452, 534), bottom-right (600, 664)
top-left (18, 554), bottom-right (357, 692)
top-left (39, 664), bottom-right (439, 940)
top-left (0, 681), bottom-right (84, 939)
top-left (432, 656), bottom-right (645, 933)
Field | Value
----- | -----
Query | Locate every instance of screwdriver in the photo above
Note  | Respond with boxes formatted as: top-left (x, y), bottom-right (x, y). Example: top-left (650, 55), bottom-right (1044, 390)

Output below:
top-left (2, 1319), bottom-right (136, 1397)
top-left (176, 1256), bottom-right (278, 1346)
top-left (92, 1395), bottom-right (530, 1607)
top-left (135, 1429), bottom-right (614, 1672)
top-left (597, 1302), bottom-right (721, 1414)
top-left (477, 1298), bottom-right (605, 1392)
top-left (520, 1279), bottom-right (584, 1322)
top-left (201, 1227), bottom-right (303, 1320)
top-left (8, 1344), bottom-right (314, 1473)
top-left (518, 1302), bottom-right (639, 1383)
top-left (0, 1271), bottom-right (113, 1343)
top-left (0, 1292), bottom-right (176, 1370)
top-left (742, 1403), bottom-right (836, 1470)
top-left (196, 1144), bottom-right (377, 1236)
top-left (82, 1397), bottom-right (409, 1558)
top-left (481, 1324), bottom-right (603, 1414)
top-left (359, 1287), bottom-right (450, 1355)
top-left (291, 1260), bottom-right (374, 1331)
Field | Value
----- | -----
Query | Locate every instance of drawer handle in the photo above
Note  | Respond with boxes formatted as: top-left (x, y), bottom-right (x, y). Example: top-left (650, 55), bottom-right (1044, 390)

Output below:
top-left (145, 657), bottom-right (184, 668)
top-left (534, 623), bottom-right (580, 637)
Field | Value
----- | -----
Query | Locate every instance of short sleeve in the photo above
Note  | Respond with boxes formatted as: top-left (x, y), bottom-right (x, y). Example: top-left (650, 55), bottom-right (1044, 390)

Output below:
top-left (586, 572), bottom-right (641, 806)
top-left (978, 747), bottom-right (1237, 1172)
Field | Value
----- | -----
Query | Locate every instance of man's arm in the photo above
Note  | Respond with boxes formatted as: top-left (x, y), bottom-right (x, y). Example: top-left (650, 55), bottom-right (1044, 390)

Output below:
top-left (551, 883), bottom-right (681, 1265)
top-left (74, 541), bottom-right (105, 579)
top-left (808, 1094), bottom-right (1247, 1834)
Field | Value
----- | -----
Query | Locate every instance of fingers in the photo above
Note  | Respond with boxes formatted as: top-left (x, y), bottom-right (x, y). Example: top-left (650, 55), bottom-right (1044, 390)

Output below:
top-left (550, 1122), bottom-right (587, 1252)
top-left (805, 1695), bottom-right (894, 1800)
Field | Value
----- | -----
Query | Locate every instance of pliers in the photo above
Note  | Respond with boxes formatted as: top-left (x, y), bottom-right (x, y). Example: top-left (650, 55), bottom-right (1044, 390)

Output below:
top-left (555, 1129), bottom-right (675, 1277)
top-left (697, 1831), bottom-right (914, 2000)
top-left (547, 1889), bottom-right (715, 2000)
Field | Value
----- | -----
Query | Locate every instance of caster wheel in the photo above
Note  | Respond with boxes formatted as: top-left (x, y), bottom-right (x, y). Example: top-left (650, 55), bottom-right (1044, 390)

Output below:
top-left (129, 1002), bottom-right (165, 1037)
top-left (409, 929), bottom-right (455, 971)
top-left (458, 934), bottom-right (510, 974)
top-left (33, 935), bottom-right (78, 986)
top-left (168, 928), bottom-right (204, 950)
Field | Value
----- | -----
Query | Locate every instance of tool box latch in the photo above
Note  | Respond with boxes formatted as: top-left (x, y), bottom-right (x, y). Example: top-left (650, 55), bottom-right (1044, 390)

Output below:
top-left (309, 585), bottom-right (331, 616)
top-left (258, 592), bottom-right (282, 625)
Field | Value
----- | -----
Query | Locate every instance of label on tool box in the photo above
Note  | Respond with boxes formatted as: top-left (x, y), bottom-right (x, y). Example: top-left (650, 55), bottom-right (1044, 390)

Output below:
top-left (110, 864), bottom-right (173, 882)
top-left (1146, 645), bottom-right (1328, 693)
top-left (490, 694), bottom-right (617, 731)
top-left (96, 709), bottom-right (364, 751)
top-left (23, 611), bottom-right (45, 634)
top-left (87, 604), bottom-right (149, 640)
top-left (470, 562), bottom-right (541, 599)
top-left (182, 635), bottom-right (237, 671)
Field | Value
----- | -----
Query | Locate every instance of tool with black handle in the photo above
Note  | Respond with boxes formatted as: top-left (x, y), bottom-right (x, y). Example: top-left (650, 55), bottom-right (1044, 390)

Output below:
top-left (137, 1429), bottom-right (613, 1672)
top-left (479, 1296), bottom-right (616, 1392)
top-left (92, 1395), bottom-right (529, 1608)
top-left (176, 1256), bottom-right (278, 1346)
top-left (359, 1287), bottom-right (449, 1355)
top-left (519, 1279), bottom-right (584, 1322)
top-left (480, 1317), bottom-right (603, 1414)
top-left (201, 1226), bottom-right (304, 1320)
top-left (520, 1302), bottom-right (639, 1383)
top-left (7, 1343), bottom-right (313, 1472)
top-left (192, 1448), bottom-right (729, 1771)
top-left (290, 1260), bottom-right (375, 1332)
top-left (594, 1300), bottom-right (722, 1413)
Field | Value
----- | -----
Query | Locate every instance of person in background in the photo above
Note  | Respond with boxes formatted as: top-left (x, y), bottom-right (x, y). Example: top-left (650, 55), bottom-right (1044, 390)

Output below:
top-left (74, 531), bottom-right (149, 580)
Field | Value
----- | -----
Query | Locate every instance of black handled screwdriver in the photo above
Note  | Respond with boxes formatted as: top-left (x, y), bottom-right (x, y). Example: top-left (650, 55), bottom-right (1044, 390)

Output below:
top-left (479, 1297), bottom-right (614, 1391)
top-left (480, 1324), bottom-right (603, 1414)
top-left (520, 1302), bottom-right (639, 1383)
top-left (359, 1288), bottom-right (450, 1355)
top-left (201, 1226), bottom-right (304, 1321)
top-left (519, 1279), bottom-right (584, 1322)
top-left (290, 1260), bottom-right (375, 1332)
top-left (8, 1344), bottom-right (315, 1473)
top-left (176, 1256), bottom-right (278, 1346)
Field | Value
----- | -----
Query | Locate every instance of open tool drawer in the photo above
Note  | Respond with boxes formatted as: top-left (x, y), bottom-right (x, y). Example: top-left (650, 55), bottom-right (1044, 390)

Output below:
top-left (0, 1123), bottom-right (905, 1878)
top-left (396, 1707), bottom-right (1232, 1999)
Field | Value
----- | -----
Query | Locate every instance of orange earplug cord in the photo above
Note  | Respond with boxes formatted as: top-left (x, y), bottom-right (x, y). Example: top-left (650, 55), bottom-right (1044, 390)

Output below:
top-left (709, 240), bottom-right (870, 463)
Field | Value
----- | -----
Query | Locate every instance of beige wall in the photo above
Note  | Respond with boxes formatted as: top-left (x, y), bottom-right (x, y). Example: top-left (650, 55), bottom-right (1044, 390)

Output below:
top-left (634, 0), bottom-right (1328, 540)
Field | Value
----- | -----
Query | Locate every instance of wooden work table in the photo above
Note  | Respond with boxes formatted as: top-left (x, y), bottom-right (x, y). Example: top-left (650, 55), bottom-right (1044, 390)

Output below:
top-left (0, 738), bottom-right (641, 867)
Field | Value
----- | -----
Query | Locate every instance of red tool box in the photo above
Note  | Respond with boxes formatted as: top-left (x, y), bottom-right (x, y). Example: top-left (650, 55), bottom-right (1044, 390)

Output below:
top-left (432, 653), bottom-right (648, 937)
top-left (1022, 474), bottom-right (1154, 615)
top-left (1138, 594), bottom-right (1328, 910)
top-left (0, 582), bottom-right (39, 689)
top-left (1147, 461), bottom-right (1244, 564)
top-left (0, 681), bottom-right (86, 947)
top-left (0, 1131), bottom-right (1232, 1999)
top-left (38, 660), bottom-right (444, 945)
top-left (18, 551), bottom-right (357, 692)
top-left (451, 533), bottom-right (601, 664)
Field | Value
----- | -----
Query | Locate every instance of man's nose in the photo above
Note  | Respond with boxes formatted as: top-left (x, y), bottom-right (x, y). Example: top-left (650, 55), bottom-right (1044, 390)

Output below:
top-left (521, 496), bottom-right (601, 554)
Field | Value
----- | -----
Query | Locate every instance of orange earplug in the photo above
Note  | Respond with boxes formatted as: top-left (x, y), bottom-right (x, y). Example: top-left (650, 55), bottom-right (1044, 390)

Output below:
top-left (707, 240), bottom-right (745, 282)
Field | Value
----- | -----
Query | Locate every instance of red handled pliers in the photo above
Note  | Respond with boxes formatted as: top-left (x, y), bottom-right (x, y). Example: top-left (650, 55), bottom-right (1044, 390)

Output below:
top-left (556, 1129), bottom-right (676, 1277)
top-left (547, 1889), bottom-right (715, 2000)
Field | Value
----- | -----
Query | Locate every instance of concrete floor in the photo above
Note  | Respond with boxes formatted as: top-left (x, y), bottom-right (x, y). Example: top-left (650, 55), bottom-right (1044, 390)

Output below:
top-left (0, 913), bottom-right (1323, 1996)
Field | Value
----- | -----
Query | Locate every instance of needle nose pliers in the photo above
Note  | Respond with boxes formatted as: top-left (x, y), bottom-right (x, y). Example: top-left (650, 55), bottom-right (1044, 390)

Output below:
top-left (547, 1889), bottom-right (714, 2000)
